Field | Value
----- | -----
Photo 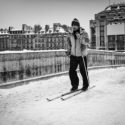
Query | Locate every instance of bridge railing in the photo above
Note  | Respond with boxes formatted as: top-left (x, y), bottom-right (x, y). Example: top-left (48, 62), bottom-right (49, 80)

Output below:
top-left (0, 49), bottom-right (125, 85)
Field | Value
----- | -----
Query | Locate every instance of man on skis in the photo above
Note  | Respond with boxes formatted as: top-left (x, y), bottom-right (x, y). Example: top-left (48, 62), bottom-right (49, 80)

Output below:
top-left (66, 18), bottom-right (90, 91)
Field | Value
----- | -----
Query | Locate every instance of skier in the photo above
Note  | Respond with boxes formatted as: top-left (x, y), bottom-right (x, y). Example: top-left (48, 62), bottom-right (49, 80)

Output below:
top-left (66, 18), bottom-right (90, 91)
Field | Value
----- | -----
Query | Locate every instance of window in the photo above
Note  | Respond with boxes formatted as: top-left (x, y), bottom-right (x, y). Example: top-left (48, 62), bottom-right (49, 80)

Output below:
top-left (100, 31), bottom-right (104, 36)
top-left (108, 36), bottom-right (115, 41)
top-left (117, 35), bottom-right (124, 41)
top-left (100, 21), bottom-right (104, 25)
top-left (100, 36), bottom-right (104, 41)
top-left (100, 26), bottom-right (104, 31)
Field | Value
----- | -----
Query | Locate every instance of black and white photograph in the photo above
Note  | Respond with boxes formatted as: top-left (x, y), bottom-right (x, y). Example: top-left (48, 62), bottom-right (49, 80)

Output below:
top-left (0, 0), bottom-right (125, 125)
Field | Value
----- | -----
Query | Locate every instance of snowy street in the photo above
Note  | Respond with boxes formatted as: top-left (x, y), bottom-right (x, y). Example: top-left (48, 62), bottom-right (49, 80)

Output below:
top-left (0, 67), bottom-right (125, 125)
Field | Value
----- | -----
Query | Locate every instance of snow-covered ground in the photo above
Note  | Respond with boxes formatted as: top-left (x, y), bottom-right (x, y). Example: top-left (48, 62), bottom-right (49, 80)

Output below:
top-left (0, 67), bottom-right (125, 125)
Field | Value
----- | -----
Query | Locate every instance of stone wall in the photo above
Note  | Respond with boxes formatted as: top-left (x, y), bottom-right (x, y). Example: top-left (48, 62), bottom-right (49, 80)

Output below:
top-left (0, 49), bottom-right (125, 84)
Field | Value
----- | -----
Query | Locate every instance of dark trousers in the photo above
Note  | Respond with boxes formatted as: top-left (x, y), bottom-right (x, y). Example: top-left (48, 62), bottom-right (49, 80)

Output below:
top-left (69, 55), bottom-right (89, 88)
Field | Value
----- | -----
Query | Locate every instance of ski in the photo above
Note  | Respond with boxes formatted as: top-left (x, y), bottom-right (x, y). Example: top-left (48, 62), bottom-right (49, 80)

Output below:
top-left (61, 85), bottom-right (96, 101)
top-left (46, 88), bottom-right (82, 101)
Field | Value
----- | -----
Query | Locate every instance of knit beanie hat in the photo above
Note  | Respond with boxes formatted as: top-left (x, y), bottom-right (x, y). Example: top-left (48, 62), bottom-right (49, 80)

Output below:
top-left (71, 18), bottom-right (80, 27)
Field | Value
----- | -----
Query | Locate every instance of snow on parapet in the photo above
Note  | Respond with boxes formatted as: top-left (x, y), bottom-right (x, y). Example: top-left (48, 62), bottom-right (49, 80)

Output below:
top-left (1, 49), bottom-right (125, 55)
top-left (0, 49), bottom-right (67, 54)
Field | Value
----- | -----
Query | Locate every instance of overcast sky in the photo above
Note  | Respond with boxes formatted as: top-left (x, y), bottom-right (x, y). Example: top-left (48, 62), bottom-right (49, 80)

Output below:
top-left (0, 0), bottom-right (124, 34)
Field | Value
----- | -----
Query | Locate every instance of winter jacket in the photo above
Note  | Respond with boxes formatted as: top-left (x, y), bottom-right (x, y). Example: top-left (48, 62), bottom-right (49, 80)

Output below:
top-left (67, 28), bottom-right (90, 57)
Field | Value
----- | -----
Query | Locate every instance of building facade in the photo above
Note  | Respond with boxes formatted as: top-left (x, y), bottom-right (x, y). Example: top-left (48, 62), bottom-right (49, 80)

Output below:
top-left (8, 24), bottom-right (35, 50)
top-left (9, 34), bottom-right (36, 50)
top-left (32, 33), bottom-right (68, 50)
top-left (0, 24), bottom-right (68, 51)
top-left (90, 3), bottom-right (125, 51)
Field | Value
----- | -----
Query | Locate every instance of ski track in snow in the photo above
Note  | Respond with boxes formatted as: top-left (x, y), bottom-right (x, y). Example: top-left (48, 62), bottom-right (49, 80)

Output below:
top-left (0, 67), bottom-right (125, 125)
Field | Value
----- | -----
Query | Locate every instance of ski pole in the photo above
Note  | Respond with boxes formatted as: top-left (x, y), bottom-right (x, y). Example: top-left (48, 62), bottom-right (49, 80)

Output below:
top-left (82, 56), bottom-right (90, 84)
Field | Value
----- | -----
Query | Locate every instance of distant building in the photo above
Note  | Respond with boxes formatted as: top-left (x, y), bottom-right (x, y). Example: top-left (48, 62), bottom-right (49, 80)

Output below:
top-left (41, 25), bottom-right (67, 34)
top-left (22, 24), bottom-right (34, 33)
top-left (90, 3), bottom-right (125, 51)
top-left (9, 24), bottom-right (34, 34)
top-left (0, 24), bottom-right (68, 51)
top-left (9, 33), bottom-right (36, 50)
